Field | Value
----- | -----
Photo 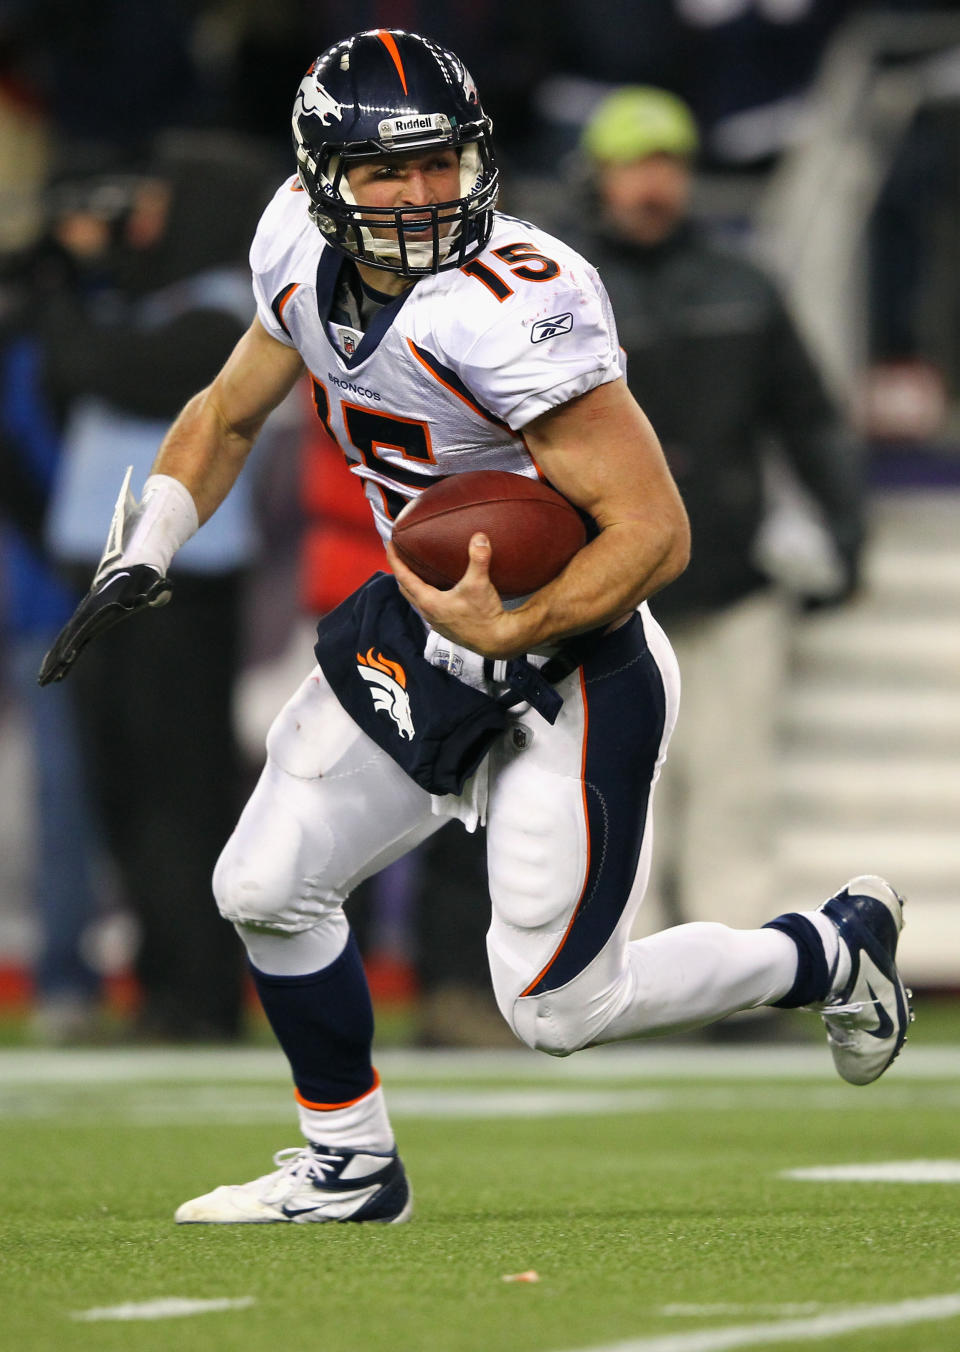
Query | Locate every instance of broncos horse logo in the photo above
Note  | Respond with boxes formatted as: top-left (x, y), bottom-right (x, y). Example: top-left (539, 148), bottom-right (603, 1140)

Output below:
top-left (357, 648), bottom-right (415, 740)
top-left (294, 67), bottom-right (345, 126)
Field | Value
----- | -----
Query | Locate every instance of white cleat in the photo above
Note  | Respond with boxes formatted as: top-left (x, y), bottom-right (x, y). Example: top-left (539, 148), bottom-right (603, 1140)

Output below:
top-left (175, 1144), bottom-right (412, 1225)
top-left (815, 875), bottom-right (913, 1086)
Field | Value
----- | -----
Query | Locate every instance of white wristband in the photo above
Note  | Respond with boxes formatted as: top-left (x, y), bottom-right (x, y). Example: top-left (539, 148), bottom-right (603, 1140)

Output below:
top-left (93, 468), bottom-right (200, 587)
top-left (127, 474), bottom-right (200, 574)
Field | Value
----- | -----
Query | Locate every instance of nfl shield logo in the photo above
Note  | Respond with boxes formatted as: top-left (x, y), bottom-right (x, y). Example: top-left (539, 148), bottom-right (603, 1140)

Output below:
top-left (343, 333), bottom-right (357, 357)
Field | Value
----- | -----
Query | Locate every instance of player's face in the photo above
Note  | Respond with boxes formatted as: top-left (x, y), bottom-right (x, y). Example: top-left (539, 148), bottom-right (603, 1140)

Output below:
top-left (596, 153), bottom-right (692, 247)
top-left (346, 148), bottom-right (462, 245)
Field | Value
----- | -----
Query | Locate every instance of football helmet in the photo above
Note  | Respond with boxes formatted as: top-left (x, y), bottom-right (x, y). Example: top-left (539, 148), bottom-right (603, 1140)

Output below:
top-left (292, 28), bottom-right (499, 275)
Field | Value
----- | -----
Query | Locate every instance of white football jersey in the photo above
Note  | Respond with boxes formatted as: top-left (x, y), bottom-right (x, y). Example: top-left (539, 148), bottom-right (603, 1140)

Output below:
top-left (250, 176), bottom-right (625, 543)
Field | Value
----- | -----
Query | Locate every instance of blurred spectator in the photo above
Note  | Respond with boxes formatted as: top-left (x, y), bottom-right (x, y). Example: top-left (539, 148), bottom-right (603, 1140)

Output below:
top-left (0, 318), bottom-right (103, 1042)
top-left (563, 87), bottom-right (864, 937)
top-left (35, 132), bottom-right (279, 1040)
top-left (861, 30), bottom-right (959, 442)
top-left (525, 0), bottom-right (855, 174)
top-left (863, 107), bottom-right (953, 442)
top-left (520, 0), bottom-right (690, 172)
top-left (0, 12), bottom-right (51, 254)
top-left (674, 0), bottom-right (856, 172)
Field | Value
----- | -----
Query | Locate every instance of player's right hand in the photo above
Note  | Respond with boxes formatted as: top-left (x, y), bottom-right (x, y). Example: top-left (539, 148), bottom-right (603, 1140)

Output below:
top-left (37, 564), bottom-right (173, 686)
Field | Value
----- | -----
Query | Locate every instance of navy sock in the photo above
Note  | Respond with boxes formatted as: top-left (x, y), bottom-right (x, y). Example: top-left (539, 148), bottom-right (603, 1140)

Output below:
top-left (762, 913), bottom-right (831, 1008)
top-left (250, 931), bottom-right (375, 1105)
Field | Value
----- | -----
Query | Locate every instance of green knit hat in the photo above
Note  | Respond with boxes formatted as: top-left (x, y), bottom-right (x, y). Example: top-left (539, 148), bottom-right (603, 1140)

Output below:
top-left (582, 87), bottom-right (699, 164)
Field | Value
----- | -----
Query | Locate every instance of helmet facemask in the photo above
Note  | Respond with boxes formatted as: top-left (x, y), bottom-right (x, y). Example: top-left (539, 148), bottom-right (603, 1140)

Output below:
top-left (297, 133), bottom-right (497, 276)
top-left (312, 143), bottom-right (487, 273)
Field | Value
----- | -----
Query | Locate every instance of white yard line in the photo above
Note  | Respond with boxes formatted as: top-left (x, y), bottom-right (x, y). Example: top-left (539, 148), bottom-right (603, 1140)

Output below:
top-left (783, 1160), bottom-right (960, 1182)
top-left (3, 1082), bottom-right (960, 1124)
top-left (0, 1044), bottom-right (958, 1127)
top-left (554, 1293), bottom-right (960, 1352)
top-left (0, 1044), bottom-right (958, 1085)
top-left (659, 1305), bottom-right (825, 1318)
top-left (71, 1296), bottom-right (255, 1322)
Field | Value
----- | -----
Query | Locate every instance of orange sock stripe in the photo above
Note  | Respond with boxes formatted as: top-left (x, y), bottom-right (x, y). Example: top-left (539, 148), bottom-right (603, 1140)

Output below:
top-left (294, 1067), bottom-right (381, 1112)
top-left (377, 30), bottom-right (409, 94)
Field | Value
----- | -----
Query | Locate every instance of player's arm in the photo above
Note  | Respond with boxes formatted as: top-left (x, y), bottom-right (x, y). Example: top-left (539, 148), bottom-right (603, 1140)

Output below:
top-left (387, 377), bottom-right (690, 659)
top-left (151, 315), bottom-right (306, 522)
top-left (38, 318), bottom-right (304, 684)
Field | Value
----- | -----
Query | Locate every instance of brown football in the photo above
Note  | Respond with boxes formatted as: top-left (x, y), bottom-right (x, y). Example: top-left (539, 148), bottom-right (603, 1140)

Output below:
top-left (391, 470), bottom-right (587, 600)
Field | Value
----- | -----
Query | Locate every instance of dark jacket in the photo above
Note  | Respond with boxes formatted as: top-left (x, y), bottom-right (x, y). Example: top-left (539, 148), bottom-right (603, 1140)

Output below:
top-left (569, 220), bottom-right (864, 619)
top-left (36, 139), bottom-right (278, 423)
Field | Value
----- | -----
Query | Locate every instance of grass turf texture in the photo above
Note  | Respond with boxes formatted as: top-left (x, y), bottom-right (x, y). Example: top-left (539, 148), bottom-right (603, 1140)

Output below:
top-left (3, 1031), bottom-right (960, 1352)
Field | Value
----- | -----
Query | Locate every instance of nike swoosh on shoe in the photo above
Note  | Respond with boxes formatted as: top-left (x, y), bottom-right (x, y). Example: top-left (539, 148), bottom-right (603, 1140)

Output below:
top-left (281, 1185), bottom-right (379, 1219)
top-left (863, 981), bottom-right (895, 1040)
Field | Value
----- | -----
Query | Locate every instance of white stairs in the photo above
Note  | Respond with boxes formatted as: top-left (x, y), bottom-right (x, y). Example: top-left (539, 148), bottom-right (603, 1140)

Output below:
top-left (777, 487), bottom-right (960, 987)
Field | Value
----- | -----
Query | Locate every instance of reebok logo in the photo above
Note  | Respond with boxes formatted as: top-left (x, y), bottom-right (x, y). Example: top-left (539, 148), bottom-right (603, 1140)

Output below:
top-left (357, 648), bottom-right (415, 739)
top-left (531, 313), bottom-right (573, 344)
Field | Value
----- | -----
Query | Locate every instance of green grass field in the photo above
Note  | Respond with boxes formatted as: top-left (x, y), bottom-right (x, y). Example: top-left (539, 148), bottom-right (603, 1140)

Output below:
top-left (2, 1001), bottom-right (960, 1352)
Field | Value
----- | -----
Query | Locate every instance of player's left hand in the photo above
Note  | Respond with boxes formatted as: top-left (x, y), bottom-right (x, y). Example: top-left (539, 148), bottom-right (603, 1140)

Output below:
top-left (387, 532), bottom-right (526, 658)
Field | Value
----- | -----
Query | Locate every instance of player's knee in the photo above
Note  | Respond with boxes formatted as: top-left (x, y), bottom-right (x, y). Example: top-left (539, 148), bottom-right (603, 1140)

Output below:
top-left (508, 992), bottom-right (588, 1058)
top-left (212, 844), bottom-right (305, 931)
top-left (213, 849), bottom-right (283, 928)
top-left (212, 811), bottom-right (338, 930)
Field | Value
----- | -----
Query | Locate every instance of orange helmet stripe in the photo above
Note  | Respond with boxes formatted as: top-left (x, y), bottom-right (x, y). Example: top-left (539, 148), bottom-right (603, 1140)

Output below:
top-left (377, 30), bottom-right (409, 95)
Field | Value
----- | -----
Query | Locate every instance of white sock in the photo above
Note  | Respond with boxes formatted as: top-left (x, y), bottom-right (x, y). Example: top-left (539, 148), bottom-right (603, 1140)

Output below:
top-left (796, 909), bottom-right (851, 996)
top-left (297, 1079), bottom-right (395, 1154)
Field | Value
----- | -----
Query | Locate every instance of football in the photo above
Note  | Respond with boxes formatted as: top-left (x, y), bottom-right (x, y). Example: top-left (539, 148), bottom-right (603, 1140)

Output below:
top-left (391, 470), bottom-right (587, 600)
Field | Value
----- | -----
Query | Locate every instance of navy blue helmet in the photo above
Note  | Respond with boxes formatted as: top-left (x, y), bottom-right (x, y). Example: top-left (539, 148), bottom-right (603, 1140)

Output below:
top-left (292, 29), bottom-right (499, 276)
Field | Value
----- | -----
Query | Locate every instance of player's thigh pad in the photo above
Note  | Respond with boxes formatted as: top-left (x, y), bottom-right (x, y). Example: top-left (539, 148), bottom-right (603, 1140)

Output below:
top-left (213, 666), bottom-right (438, 931)
top-left (486, 610), bottom-right (679, 1053)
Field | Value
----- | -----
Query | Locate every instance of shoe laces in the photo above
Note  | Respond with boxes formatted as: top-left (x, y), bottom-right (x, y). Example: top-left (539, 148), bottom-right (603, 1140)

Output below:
top-left (801, 998), bottom-right (867, 1021)
top-left (819, 989), bottom-right (915, 1035)
top-left (263, 1146), bottom-right (343, 1202)
top-left (819, 1002), bottom-right (870, 1048)
top-left (822, 1000), bottom-right (868, 1020)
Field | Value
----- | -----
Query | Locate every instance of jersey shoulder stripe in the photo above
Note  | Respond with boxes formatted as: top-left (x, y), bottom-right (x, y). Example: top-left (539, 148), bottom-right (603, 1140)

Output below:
top-left (271, 282), bottom-right (300, 338)
top-left (406, 339), bottom-right (510, 429)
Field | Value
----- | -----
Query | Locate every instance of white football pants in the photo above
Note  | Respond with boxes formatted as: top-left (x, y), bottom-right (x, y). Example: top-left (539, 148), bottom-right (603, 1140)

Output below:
top-left (214, 607), bottom-right (797, 1054)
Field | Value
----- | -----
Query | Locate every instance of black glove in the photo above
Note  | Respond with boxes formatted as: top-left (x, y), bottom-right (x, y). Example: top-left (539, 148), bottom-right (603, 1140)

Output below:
top-left (37, 563), bottom-right (173, 685)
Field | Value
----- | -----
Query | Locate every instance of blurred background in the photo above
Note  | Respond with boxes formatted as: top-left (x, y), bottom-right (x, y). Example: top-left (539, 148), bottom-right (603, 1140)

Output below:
top-left (1, 0), bottom-right (958, 1047)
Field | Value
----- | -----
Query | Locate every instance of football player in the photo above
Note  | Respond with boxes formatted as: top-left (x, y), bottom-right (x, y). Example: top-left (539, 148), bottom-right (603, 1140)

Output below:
top-left (40, 29), bottom-right (912, 1225)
